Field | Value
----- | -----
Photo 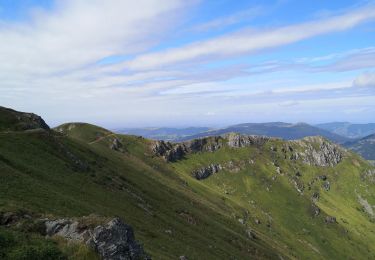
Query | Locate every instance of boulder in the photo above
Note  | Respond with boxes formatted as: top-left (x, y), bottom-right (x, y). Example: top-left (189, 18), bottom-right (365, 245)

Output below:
top-left (193, 164), bottom-right (222, 180)
top-left (46, 217), bottom-right (149, 260)
top-left (87, 218), bottom-right (149, 260)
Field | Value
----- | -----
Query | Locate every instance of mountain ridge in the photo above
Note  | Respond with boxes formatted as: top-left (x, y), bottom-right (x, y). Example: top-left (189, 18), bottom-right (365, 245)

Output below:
top-left (1, 106), bottom-right (375, 259)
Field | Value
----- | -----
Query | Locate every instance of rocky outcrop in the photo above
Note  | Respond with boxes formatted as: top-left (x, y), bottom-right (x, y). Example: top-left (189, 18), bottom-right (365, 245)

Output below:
top-left (226, 133), bottom-right (271, 148)
top-left (193, 164), bottom-right (223, 180)
top-left (151, 137), bottom-right (223, 162)
top-left (110, 137), bottom-right (124, 151)
top-left (362, 169), bottom-right (375, 183)
top-left (325, 216), bottom-right (337, 224)
top-left (151, 141), bottom-right (187, 162)
top-left (87, 218), bottom-right (148, 260)
top-left (294, 137), bottom-right (344, 167)
top-left (151, 134), bottom-right (271, 162)
top-left (45, 217), bottom-right (149, 260)
top-left (0, 106), bottom-right (50, 131)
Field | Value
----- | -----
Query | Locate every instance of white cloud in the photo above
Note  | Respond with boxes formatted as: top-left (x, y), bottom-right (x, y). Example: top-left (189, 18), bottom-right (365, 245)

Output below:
top-left (353, 71), bottom-right (375, 87)
top-left (122, 4), bottom-right (375, 71)
top-left (191, 6), bottom-right (265, 32)
top-left (0, 0), bottom-right (189, 76)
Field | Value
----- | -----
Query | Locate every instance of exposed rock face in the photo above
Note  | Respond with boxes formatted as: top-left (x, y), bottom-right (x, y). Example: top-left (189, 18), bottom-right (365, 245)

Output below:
top-left (45, 219), bottom-right (91, 242)
top-left (110, 137), bottom-right (123, 151)
top-left (295, 137), bottom-right (344, 167)
top-left (362, 169), bottom-right (375, 183)
top-left (46, 217), bottom-right (149, 260)
top-left (151, 134), bottom-right (271, 162)
top-left (151, 137), bottom-right (223, 162)
top-left (226, 133), bottom-right (271, 148)
top-left (87, 218), bottom-right (148, 260)
top-left (0, 106), bottom-right (50, 131)
top-left (193, 164), bottom-right (222, 180)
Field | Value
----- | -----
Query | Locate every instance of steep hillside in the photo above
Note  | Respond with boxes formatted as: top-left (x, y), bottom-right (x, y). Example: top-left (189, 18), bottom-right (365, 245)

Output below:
top-left (1, 107), bottom-right (375, 259)
top-left (0, 106), bottom-right (49, 131)
top-left (345, 133), bottom-right (375, 161)
top-left (316, 122), bottom-right (375, 139)
top-left (180, 122), bottom-right (349, 143)
top-left (115, 127), bottom-right (211, 141)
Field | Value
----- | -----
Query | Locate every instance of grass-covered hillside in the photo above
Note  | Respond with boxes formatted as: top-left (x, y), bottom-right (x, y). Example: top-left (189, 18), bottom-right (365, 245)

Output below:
top-left (1, 107), bottom-right (375, 259)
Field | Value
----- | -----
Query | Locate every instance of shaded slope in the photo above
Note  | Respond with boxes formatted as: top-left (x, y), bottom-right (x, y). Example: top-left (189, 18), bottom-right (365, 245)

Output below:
top-left (345, 133), bottom-right (375, 161)
top-left (316, 122), bottom-right (375, 139)
top-left (0, 126), bottom-right (277, 259)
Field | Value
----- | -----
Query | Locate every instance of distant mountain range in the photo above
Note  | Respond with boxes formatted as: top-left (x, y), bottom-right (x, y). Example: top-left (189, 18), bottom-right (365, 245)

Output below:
top-left (119, 122), bottom-right (375, 161)
top-left (316, 122), bottom-right (375, 139)
top-left (178, 122), bottom-right (350, 143)
top-left (344, 133), bottom-right (375, 162)
top-left (115, 127), bottom-right (212, 141)
top-left (118, 122), bottom-right (351, 143)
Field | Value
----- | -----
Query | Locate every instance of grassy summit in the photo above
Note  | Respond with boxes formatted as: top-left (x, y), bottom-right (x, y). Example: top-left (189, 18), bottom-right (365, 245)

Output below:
top-left (0, 107), bottom-right (374, 259)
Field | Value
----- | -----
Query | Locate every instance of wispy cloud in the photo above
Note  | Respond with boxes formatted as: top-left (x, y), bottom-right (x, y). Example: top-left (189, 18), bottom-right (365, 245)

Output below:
top-left (122, 4), bottom-right (375, 71)
top-left (191, 6), bottom-right (265, 32)
top-left (0, 0), bottom-right (374, 126)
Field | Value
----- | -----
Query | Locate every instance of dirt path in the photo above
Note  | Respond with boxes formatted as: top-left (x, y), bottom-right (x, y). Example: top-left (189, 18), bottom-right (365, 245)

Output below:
top-left (88, 133), bottom-right (116, 145)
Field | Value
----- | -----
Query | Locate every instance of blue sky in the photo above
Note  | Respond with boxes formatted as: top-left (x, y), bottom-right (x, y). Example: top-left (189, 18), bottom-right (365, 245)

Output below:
top-left (0, 0), bottom-right (374, 127)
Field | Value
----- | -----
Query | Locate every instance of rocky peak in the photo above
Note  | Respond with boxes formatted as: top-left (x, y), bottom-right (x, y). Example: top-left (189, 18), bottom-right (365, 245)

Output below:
top-left (294, 136), bottom-right (344, 167)
top-left (0, 106), bottom-right (50, 131)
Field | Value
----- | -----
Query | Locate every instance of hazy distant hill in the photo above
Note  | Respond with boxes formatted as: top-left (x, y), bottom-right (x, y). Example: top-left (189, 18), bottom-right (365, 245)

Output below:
top-left (316, 122), bottom-right (375, 139)
top-left (115, 127), bottom-right (211, 141)
top-left (179, 122), bottom-right (350, 143)
top-left (345, 133), bottom-right (375, 161)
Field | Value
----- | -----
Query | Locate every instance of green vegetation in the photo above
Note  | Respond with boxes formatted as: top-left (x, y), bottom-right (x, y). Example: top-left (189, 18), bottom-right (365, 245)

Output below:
top-left (1, 112), bottom-right (375, 259)
top-left (0, 227), bottom-right (64, 260)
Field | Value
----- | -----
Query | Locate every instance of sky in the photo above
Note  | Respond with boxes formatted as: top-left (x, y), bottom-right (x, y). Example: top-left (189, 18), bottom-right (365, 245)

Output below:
top-left (0, 0), bottom-right (374, 128)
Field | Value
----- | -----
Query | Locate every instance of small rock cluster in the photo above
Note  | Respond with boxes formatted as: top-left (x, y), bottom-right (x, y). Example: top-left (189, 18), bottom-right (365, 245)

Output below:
top-left (193, 164), bottom-right (223, 180)
top-left (45, 217), bottom-right (149, 260)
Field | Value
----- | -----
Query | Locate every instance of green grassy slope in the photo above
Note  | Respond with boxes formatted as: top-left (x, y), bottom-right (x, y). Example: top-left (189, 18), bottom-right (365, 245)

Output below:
top-left (171, 137), bottom-right (375, 259)
top-left (1, 116), bottom-right (375, 259)
top-left (0, 126), bottom-right (276, 259)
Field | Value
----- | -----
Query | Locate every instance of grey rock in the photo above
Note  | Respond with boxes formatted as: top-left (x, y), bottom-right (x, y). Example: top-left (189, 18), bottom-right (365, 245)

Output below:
top-left (311, 204), bottom-right (320, 217)
top-left (193, 164), bottom-right (222, 180)
top-left (246, 228), bottom-right (257, 239)
top-left (294, 137), bottom-right (344, 167)
top-left (46, 217), bottom-right (148, 260)
top-left (322, 181), bottom-right (330, 191)
top-left (318, 175), bottom-right (327, 181)
top-left (311, 192), bottom-right (320, 202)
top-left (226, 133), bottom-right (271, 148)
top-left (325, 216), bottom-right (337, 224)
top-left (110, 138), bottom-right (123, 151)
top-left (87, 218), bottom-right (148, 260)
